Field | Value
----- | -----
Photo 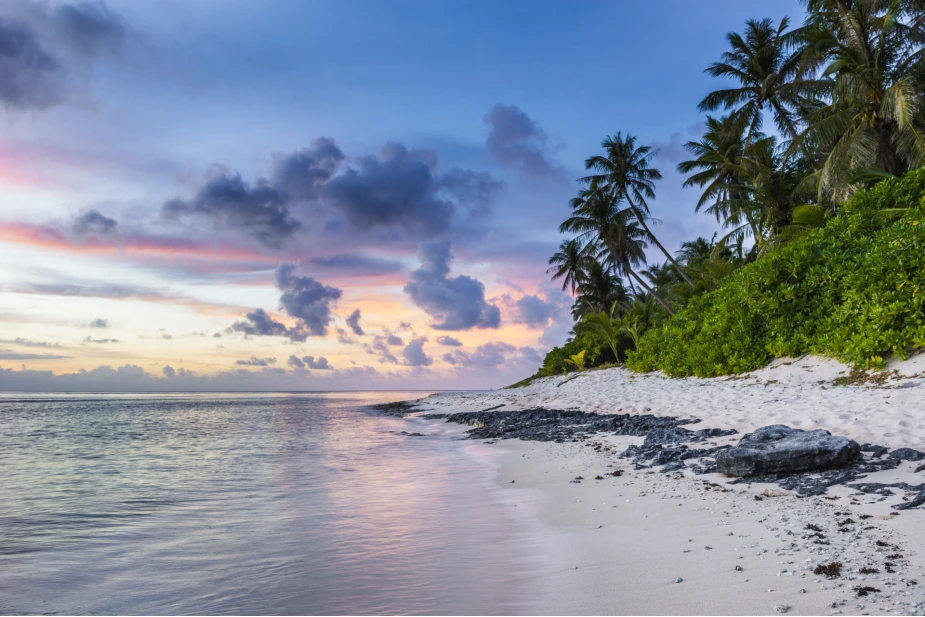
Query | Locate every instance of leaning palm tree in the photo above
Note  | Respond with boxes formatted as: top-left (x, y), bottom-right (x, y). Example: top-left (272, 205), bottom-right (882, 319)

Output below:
top-left (584, 133), bottom-right (695, 288)
top-left (699, 17), bottom-right (808, 140)
top-left (794, 0), bottom-right (925, 202)
top-left (547, 238), bottom-right (589, 295)
top-left (570, 258), bottom-right (629, 320)
top-left (560, 181), bottom-right (675, 314)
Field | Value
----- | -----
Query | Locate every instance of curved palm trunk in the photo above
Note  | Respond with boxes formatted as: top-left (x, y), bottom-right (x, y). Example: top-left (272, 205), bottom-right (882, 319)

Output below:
top-left (626, 196), bottom-right (695, 288)
top-left (620, 257), bottom-right (674, 316)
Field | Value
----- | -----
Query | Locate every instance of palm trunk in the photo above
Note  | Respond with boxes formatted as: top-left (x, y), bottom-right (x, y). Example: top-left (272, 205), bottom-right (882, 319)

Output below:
top-left (622, 258), bottom-right (674, 316)
top-left (626, 196), bottom-right (695, 288)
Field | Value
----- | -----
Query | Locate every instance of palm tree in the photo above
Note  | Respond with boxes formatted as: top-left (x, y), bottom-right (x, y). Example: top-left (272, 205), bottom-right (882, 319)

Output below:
top-left (547, 238), bottom-right (589, 294)
top-left (794, 0), bottom-right (925, 201)
top-left (699, 17), bottom-right (807, 139)
top-left (678, 115), bottom-right (762, 241)
top-left (560, 181), bottom-right (675, 314)
top-left (573, 301), bottom-right (624, 362)
top-left (570, 259), bottom-right (629, 320)
top-left (584, 133), bottom-right (696, 288)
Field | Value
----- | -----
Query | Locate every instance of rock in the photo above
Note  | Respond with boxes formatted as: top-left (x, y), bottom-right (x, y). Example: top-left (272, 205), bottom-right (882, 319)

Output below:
top-left (888, 448), bottom-right (925, 461)
top-left (715, 425), bottom-right (861, 477)
top-left (675, 577), bottom-right (683, 583)
top-left (892, 491), bottom-right (925, 510)
top-left (774, 605), bottom-right (791, 614)
top-left (916, 463), bottom-right (925, 474)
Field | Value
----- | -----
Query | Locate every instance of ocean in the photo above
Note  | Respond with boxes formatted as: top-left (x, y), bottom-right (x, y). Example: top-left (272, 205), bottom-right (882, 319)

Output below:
top-left (0, 392), bottom-right (536, 615)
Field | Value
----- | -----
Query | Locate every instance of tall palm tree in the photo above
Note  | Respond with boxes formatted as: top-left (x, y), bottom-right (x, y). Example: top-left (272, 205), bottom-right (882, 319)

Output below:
top-left (547, 238), bottom-right (589, 295)
top-left (699, 17), bottom-right (807, 139)
top-left (583, 133), bottom-right (696, 288)
top-left (560, 181), bottom-right (675, 314)
top-left (794, 0), bottom-right (925, 202)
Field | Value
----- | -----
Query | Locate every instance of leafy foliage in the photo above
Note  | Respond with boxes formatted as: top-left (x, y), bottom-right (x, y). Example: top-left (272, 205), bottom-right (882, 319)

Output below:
top-left (628, 169), bottom-right (925, 376)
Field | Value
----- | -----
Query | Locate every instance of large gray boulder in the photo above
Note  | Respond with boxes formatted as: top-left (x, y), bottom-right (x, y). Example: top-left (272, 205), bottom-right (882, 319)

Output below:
top-left (716, 425), bottom-right (861, 477)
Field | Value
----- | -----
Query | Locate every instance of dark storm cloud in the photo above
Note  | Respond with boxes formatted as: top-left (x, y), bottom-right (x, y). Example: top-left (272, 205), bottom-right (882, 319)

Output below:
top-left (515, 294), bottom-right (557, 328)
top-left (0, 19), bottom-right (63, 109)
top-left (484, 104), bottom-right (564, 179)
top-left (435, 335), bottom-right (462, 347)
top-left (308, 253), bottom-right (404, 276)
top-left (275, 263), bottom-right (342, 337)
top-left (345, 309), bottom-right (364, 336)
top-left (402, 337), bottom-right (432, 367)
top-left (236, 356), bottom-right (276, 367)
top-left (323, 141), bottom-right (502, 239)
top-left (88, 318), bottom-right (109, 328)
top-left (71, 209), bottom-right (117, 237)
top-left (403, 239), bottom-right (500, 331)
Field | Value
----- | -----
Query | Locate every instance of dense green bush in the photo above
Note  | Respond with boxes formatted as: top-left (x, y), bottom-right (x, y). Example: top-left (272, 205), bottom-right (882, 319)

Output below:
top-left (628, 169), bottom-right (925, 377)
top-left (536, 333), bottom-right (605, 377)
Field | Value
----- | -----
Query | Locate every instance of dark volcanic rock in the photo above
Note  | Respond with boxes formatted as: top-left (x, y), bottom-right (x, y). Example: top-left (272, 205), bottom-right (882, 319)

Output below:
top-left (888, 448), bottom-right (925, 461)
top-left (716, 425), bottom-right (861, 477)
top-left (893, 491), bottom-right (925, 510)
top-left (369, 400), bottom-right (421, 416)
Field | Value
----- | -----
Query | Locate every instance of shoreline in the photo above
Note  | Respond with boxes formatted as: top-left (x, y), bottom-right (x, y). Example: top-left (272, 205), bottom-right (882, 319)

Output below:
top-left (393, 356), bottom-right (925, 615)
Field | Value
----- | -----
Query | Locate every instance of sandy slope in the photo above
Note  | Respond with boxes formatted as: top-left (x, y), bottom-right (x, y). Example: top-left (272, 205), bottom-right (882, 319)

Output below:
top-left (410, 356), bottom-right (925, 615)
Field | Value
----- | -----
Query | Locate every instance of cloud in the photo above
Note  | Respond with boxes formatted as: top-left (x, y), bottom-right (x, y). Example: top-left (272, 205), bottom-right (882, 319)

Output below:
top-left (229, 308), bottom-right (298, 340)
top-left (335, 327), bottom-right (356, 345)
top-left (163, 173), bottom-right (300, 248)
top-left (82, 336), bottom-right (118, 344)
top-left (385, 334), bottom-right (403, 346)
top-left (443, 342), bottom-right (541, 372)
top-left (515, 294), bottom-right (558, 328)
top-left (323, 141), bottom-right (502, 239)
top-left (162, 138), bottom-right (345, 248)
top-left (484, 104), bottom-right (564, 179)
top-left (435, 335), bottom-right (462, 346)
top-left (162, 365), bottom-right (175, 377)
top-left (70, 209), bottom-right (117, 237)
top-left (236, 356), bottom-right (276, 367)
top-left (287, 354), bottom-right (332, 370)
top-left (365, 335), bottom-right (399, 364)
top-left (54, 1), bottom-right (126, 57)
top-left (158, 329), bottom-right (172, 340)
top-left (229, 264), bottom-right (343, 341)
top-left (275, 263), bottom-right (342, 336)
top-left (88, 318), bottom-right (109, 328)
top-left (345, 308), bottom-right (364, 335)
top-left (0, 19), bottom-right (63, 109)
top-left (0, 351), bottom-right (72, 360)
top-left (309, 253), bottom-right (404, 276)
top-left (402, 337), bottom-right (432, 367)
top-left (0, 1), bottom-right (126, 111)
top-left (1, 337), bottom-right (59, 348)
top-left (404, 239), bottom-right (500, 331)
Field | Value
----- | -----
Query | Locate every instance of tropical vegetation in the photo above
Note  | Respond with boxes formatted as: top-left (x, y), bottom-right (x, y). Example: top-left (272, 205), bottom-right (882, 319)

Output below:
top-left (532, 0), bottom-right (925, 380)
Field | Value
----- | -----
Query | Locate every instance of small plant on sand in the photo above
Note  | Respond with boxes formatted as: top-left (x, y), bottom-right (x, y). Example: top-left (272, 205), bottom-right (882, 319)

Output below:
top-left (564, 350), bottom-right (587, 372)
top-left (814, 562), bottom-right (842, 578)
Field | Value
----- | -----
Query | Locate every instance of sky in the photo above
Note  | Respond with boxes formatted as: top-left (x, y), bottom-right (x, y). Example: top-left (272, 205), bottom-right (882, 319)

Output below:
top-left (0, 0), bottom-right (802, 391)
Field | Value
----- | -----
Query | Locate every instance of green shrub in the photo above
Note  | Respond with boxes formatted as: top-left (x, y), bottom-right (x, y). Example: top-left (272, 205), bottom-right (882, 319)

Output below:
top-left (627, 168), bottom-right (925, 377)
top-left (536, 333), bottom-right (603, 377)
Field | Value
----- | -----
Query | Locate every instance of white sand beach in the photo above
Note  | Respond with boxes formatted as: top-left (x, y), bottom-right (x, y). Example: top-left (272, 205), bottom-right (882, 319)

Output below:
top-left (411, 356), bottom-right (925, 615)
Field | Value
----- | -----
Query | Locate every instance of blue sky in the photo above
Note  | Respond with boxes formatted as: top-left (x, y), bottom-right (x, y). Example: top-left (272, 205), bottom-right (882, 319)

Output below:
top-left (0, 0), bottom-right (801, 391)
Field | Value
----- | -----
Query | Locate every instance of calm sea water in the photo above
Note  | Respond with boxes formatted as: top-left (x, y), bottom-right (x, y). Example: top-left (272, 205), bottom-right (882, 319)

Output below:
top-left (0, 392), bottom-right (536, 615)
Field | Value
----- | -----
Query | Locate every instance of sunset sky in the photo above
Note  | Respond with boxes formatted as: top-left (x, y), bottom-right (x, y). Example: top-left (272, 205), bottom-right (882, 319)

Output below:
top-left (0, 0), bottom-right (798, 391)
